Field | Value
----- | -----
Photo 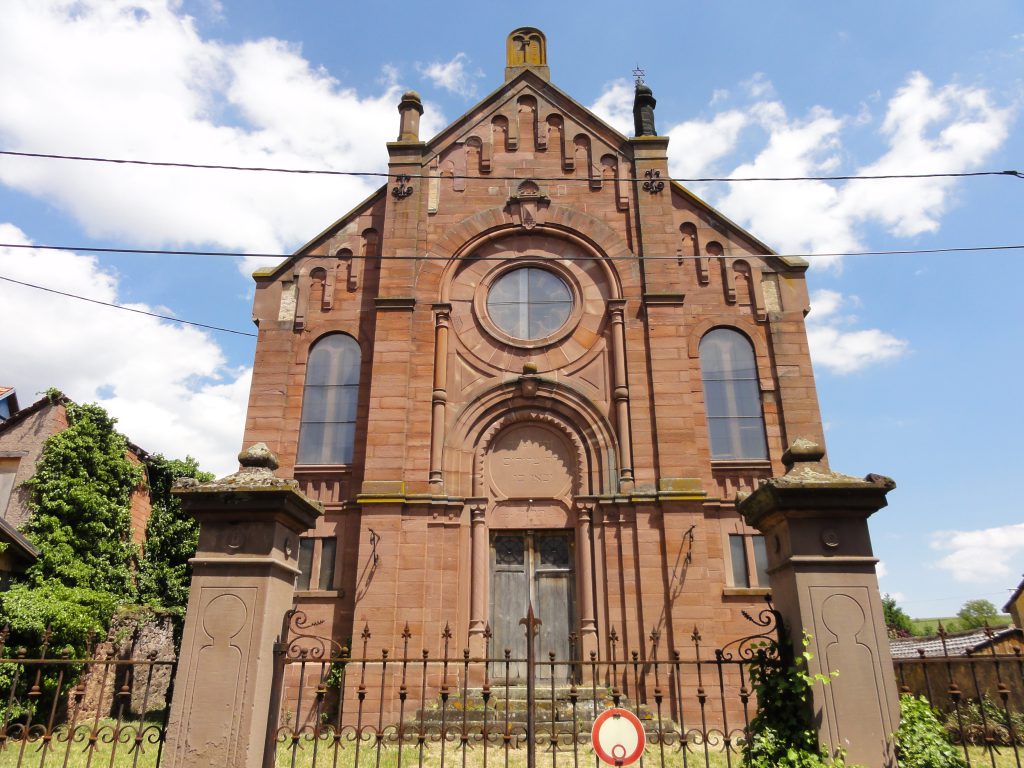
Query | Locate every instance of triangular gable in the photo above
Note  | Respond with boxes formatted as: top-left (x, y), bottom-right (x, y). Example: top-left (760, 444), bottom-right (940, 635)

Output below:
top-left (253, 185), bottom-right (386, 281)
top-left (254, 68), bottom-right (805, 281)
top-left (670, 181), bottom-right (808, 272)
top-left (425, 69), bottom-right (630, 157)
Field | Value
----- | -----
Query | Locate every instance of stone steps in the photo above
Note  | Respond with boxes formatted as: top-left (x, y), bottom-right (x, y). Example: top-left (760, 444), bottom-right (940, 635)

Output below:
top-left (414, 686), bottom-right (667, 733)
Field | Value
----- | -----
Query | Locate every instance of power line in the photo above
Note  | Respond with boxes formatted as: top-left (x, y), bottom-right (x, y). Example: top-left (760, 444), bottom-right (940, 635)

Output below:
top-left (3, 242), bottom-right (1024, 262)
top-left (2, 149), bottom-right (1021, 184)
top-left (0, 274), bottom-right (257, 337)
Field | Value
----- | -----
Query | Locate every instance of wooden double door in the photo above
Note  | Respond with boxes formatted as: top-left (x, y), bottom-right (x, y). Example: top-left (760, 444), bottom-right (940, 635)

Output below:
top-left (490, 531), bottom-right (576, 682)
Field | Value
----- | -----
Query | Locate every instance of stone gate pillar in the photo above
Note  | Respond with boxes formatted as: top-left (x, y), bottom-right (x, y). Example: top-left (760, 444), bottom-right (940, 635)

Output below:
top-left (163, 444), bottom-right (322, 768)
top-left (737, 439), bottom-right (900, 768)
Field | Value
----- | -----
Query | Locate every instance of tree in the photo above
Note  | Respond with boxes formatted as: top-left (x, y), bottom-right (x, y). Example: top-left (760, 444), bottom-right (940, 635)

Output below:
top-left (23, 398), bottom-right (142, 598)
top-left (957, 599), bottom-right (999, 630)
top-left (0, 395), bottom-right (209, 655)
top-left (136, 455), bottom-right (212, 615)
top-left (883, 593), bottom-right (914, 636)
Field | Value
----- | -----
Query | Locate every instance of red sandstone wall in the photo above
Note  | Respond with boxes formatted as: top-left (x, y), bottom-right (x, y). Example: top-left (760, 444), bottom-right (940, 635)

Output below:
top-left (241, 71), bottom-right (826, 661)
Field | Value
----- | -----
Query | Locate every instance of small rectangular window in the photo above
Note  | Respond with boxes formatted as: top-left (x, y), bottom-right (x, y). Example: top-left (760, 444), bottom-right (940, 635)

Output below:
top-left (729, 534), bottom-right (750, 588)
top-left (297, 539), bottom-right (315, 591)
top-left (752, 535), bottom-right (770, 587)
top-left (728, 533), bottom-right (770, 590)
top-left (0, 459), bottom-right (19, 518)
top-left (297, 536), bottom-right (339, 592)
top-left (318, 537), bottom-right (337, 591)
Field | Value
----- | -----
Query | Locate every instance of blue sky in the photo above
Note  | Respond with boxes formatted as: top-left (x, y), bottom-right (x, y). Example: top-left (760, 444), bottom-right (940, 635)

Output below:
top-left (1, 0), bottom-right (1022, 618)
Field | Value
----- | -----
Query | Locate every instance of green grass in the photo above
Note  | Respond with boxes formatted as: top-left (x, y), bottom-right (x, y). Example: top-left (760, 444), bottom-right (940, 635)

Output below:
top-left (0, 728), bottom-right (1017, 768)
top-left (0, 721), bottom-right (165, 767)
top-left (271, 738), bottom-right (739, 768)
top-left (909, 615), bottom-right (1012, 636)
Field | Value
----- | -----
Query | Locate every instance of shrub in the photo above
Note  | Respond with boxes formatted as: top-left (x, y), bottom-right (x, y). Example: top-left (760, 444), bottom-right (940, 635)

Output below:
top-left (744, 633), bottom-right (846, 768)
top-left (895, 695), bottom-right (968, 768)
top-left (943, 696), bottom-right (1024, 747)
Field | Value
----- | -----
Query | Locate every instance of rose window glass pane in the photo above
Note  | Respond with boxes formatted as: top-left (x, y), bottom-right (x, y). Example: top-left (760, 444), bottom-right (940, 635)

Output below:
top-left (487, 268), bottom-right (572, 340)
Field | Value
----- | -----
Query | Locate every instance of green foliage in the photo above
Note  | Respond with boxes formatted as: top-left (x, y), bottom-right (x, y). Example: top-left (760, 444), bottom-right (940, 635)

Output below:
top-left (0, 581), bottom-right (119, 721)
top-left (744, 634), bottom-right (846, 768)
top-left (22, 401), bottom-right (142, 597)
top-left (895, 695), bottom-right (968, 768)
top-left (136, 455), bottom-right (210, 614)
top-left (957, 599), bottom-right (1000, 630)
top-left (883, 593), bottom-right (913, 637)
top-left (0, 581), bottom-right (118, 653)
top-left (943, 696), bottom-right (1024, 747)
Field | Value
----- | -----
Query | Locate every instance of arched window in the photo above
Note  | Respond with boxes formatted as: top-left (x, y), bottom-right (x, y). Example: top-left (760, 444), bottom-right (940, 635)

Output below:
top-left (297, 334), bottom-right (361, 465)
top-left (699, 328), bottom-right (768, 460)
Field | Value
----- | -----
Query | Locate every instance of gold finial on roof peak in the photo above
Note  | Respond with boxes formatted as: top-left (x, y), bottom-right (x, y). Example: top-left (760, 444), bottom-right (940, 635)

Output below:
top-left (505, 27), bottom-right (549, 82)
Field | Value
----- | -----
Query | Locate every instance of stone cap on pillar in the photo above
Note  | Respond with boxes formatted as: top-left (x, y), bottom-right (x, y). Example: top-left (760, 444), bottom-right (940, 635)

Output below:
top-left (172, 443), bottom-right (323, 532)
top-left (738, 438), bottom-right (895, 527)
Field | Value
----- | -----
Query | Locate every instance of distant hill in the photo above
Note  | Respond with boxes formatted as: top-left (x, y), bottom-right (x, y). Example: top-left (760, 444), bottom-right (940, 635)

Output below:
top-left (910, 614), bottom-right (1012, 636)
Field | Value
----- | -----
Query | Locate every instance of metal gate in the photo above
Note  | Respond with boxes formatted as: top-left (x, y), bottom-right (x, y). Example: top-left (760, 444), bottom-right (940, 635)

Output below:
top-left (268, 602), bottom-right (784, 768)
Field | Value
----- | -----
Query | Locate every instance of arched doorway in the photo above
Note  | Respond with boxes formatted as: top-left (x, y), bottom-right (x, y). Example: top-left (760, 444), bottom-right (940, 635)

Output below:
top-left (484, 421), bottom-right (577, 681)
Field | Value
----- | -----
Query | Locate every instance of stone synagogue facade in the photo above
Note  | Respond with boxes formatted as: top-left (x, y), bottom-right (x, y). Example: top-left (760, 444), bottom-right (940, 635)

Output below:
top-left (241, 29), bottom-right (827, 670)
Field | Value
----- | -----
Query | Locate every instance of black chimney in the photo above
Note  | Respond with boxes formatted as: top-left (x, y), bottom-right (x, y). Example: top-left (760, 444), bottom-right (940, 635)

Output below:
top-left (633, 83), bottom-right (657, 137)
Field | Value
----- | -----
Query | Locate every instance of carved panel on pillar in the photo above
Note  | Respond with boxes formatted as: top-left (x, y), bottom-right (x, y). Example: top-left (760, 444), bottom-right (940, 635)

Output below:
top-left (810, 587), bottom-right (896, 761)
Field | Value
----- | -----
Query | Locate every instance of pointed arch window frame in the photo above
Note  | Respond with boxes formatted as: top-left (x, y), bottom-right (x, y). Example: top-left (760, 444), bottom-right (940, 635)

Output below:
top-left (699, 327), bottom-right (769, 461)
top-left (296, 332), bottom-right (362, 466)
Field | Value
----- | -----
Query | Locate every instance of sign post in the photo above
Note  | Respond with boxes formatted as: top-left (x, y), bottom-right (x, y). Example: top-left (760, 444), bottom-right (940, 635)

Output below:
top-left (591, 708), bottom-right (646, 766)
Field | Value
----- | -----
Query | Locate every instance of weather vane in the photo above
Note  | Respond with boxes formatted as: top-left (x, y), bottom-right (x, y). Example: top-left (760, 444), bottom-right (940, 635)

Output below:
top-left (632, 65), bottom-right (646, 86)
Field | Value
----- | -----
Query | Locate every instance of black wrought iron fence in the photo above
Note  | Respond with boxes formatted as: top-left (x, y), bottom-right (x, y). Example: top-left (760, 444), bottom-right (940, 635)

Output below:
top-left (268, 605), bottom-right (783, 768)
top-left (0, 628), bottom-right (176, 768)
top-left (893, 625), bottom-right (1024, 768)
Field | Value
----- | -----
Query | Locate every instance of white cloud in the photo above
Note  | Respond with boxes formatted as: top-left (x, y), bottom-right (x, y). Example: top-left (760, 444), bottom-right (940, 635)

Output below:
top-left (588, 79), bottom-right (634, 135)
top-left (0, 0), bottom-right (446, 276)
top-left (836, 72), bottom-right (1012, 238)
top-left (742, 73), bottom-right (775, 99)
top-left (417, 53), bottom-right (481, 98)
top-left (667, 110), bottom-right (749, 178)
top-left (931, 523), bottom-right (1024, 584)
top-left (0, 224), bottom-right (250, 476)
top-left (584, 71), bottom-right (1012, 266)
top-left (806, 290), bottom-right (908, 374)
top-left (876, 561), bottom-right (888, 578)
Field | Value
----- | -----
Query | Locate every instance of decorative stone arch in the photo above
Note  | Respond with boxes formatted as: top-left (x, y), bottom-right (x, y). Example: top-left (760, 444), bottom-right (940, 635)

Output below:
top-left (444, 376), bottom-right (619, 498)
top-left (688, 317), bottom-right (774, 392)
top-left (474, 408), bottom-right (588, 499)
top-left (422, 203), bottom-right (631, 304)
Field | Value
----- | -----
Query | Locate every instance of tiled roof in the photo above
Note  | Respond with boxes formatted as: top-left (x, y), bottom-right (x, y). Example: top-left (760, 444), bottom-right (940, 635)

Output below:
top-left (890, 627), bottom-right (1021, 658)
top-left (890, 630), bottom-right (988, 658)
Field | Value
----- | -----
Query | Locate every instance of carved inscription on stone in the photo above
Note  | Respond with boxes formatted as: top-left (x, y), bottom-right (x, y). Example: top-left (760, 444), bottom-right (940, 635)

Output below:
top-left (486, 424), bottom-right (574, 499)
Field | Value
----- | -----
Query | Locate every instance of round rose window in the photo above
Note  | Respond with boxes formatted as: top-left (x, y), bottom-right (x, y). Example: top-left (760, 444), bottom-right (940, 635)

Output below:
top-left (486, 267), bottom-right (573, 340)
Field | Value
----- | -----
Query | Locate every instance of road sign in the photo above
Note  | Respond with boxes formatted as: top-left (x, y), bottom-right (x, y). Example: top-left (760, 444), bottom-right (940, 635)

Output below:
top-left (591, 707), bottom-right (646, 766)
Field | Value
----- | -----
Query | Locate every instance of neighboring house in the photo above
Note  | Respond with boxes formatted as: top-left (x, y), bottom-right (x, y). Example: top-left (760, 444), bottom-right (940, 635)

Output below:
top-left (1005, 575), bottom-right (1024, 628)
top-left (0, 388), bottom-right (18, 422)
top-left (890, 627), bottom-right (1024, 658)
top-left (0, 388), bottom-right (153, 583)
top-left (242, 28), bottom-right (831, 666)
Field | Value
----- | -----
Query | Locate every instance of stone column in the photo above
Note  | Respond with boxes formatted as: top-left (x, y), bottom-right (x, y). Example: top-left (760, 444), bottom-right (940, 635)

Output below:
top-left (574, 502), bottom-right (598, 660)
top-left (163, 444), bottom-right (322, 768)
top-left (469, 500), bottom-right (488, 639)
top-left (737, 439), bottom-right (900, 768)
top-left (428, 303), bottom-right (451, 491)
top-left (608, 299), bottom-right (634, 491)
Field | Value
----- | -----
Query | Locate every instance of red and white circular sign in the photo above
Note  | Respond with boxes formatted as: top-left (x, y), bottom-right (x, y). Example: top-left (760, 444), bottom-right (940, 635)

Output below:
top-left (591, 708), bottom-right (646, 766)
